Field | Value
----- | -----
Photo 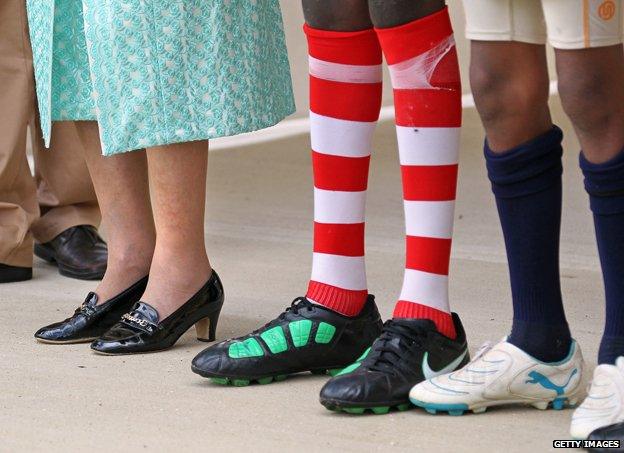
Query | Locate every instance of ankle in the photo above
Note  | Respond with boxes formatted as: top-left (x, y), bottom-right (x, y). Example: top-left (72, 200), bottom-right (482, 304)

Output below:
top-left (393, 301), bottom-right (457, 339)
top-left (150, 252), bottom-right (210, 280)
top-left (598, 335), bottom-right (624, 365)
top-left (95, 265), bottom-right (149, 304)
top-left (306, 281), bottom-right (368, 317)
top-left (107, 242), bottom-right (153, 273)
top-left (508, 320), bottom-right (572, 363)
top-left (141, 252), bottom-right (211, 316)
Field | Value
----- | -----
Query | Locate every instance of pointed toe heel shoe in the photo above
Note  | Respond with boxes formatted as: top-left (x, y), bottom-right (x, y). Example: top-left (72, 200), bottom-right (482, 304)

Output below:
top-left (91, 270), bottom-right (224, 355)
top-left (194, 314), bottom-right (219, 342)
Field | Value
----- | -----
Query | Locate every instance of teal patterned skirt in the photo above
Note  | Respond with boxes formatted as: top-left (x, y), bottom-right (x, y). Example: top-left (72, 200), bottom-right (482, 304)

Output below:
top-left (27, 0), bottom-right (295, 155)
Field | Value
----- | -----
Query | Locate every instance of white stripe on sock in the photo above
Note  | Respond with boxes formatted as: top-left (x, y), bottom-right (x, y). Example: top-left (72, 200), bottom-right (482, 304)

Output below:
top-left (309, 56), bottom-right (383, 84)
top-left (399, 269), bottom-right (450, 313)
top-left (310, 112), bottom-right (376, 158)
top-left (387, 36), bottom-right (456, 89)
top-left (397, 126), bottom-right (460, 166)
top-left (313, 188), bottom-right (366, 224)
top-left (404, 200), bottom-right (455, 239)
top-left (311, 252), bottom-right (367, 291)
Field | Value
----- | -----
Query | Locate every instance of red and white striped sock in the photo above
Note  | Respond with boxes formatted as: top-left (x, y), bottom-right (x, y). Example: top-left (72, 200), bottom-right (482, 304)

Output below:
top-left (376, 8), bottom-right (461, 338)
top-left (303, 25), bottom-right (383, 316)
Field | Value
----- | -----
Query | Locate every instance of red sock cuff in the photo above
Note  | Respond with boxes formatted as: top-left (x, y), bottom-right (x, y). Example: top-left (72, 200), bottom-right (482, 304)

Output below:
top-left (374, 7), bottom-right (453, 65)
top-left (393, 301), bottom-right (457, 339)
top-left (303, 24), bottom-right (382, 65)
top-left (307, 281), bottom-right (368, 317)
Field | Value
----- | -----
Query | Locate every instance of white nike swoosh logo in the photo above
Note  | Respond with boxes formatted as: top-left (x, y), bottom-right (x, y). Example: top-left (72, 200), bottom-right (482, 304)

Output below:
top-left (422, 349), bottom-right (468, 380)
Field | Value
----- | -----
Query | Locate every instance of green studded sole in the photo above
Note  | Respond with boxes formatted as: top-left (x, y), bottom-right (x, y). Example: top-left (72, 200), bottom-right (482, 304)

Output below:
top-left (326, 368), bottom-right (344, 377)
top-left (324, 402), bottom-right (412, 415)
top-left (208, 369), bottom-right (342, 387)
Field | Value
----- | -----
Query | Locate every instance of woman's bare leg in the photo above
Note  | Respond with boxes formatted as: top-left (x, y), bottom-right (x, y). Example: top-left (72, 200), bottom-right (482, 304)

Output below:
top-left (75, 121), bottom-right (155, 302)
top-left (140, 140), bottom-right (211, 320)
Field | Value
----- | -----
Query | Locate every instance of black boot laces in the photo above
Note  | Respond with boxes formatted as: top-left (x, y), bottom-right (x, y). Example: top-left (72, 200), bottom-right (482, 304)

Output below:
top-left (249, 297), bottom-right (314, 336)
top-left (366, 320), bottom-right (429, 375)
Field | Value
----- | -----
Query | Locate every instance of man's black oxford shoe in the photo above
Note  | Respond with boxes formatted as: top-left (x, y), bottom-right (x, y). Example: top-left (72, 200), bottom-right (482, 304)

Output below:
top-left (35, 225), bottom-right (108, 280)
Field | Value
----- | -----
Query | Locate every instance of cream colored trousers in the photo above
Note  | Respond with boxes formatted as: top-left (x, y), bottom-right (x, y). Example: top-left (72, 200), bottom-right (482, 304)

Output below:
top-left (0, 0), bottom-right (100, 267)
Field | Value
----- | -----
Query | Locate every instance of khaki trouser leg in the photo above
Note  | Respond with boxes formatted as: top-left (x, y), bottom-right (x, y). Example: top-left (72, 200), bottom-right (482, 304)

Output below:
top-left (0, 0), bottom-right (38, 268)
top-left (30, 120), bottom-right (101, 243)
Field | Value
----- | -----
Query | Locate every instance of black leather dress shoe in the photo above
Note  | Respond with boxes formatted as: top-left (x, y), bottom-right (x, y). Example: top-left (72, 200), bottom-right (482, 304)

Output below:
top-left (91, 270), bottom-right (224, 355)
top-left (0, 263), bottom-right (32, 283)
top-left (34, 276), bottom-right (148, 344)
top-left (35, 225), bottom-right (108, 280)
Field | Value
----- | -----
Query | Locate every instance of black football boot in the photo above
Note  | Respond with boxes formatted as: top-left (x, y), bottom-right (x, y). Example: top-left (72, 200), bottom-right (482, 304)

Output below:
top-left (191, 296), bottom-right (383, 386)
top-left (319, 314), bottom-right (469, 414)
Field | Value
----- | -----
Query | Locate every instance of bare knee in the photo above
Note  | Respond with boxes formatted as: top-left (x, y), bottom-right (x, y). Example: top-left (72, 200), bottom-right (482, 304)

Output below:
top-left (368, 0), bottom-right (445, 28)
top-left (556, 46), bottom-right (624, 162)
top-left (559, 69), bottom-right (624, 162)
top-left (471, 62), bottom-right (549, 130)
top-left (469, 43), bottom-right (551, 150)
top-left (558, 69), bottom-right (617, 136)
top-left (302, 0), bottom-right (372, 31)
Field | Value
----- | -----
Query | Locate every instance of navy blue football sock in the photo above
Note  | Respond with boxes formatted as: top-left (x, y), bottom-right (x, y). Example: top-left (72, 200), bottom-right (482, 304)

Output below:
top-left (485, 126), bottom-right (571, 362)
top-left (580, 148), bottom-right (624, 365)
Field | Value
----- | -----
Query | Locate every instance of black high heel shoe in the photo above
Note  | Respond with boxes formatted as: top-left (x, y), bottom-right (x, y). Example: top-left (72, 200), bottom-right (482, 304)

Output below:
top-left (90, 270), bottom-right (224, 355)
top-left (34, 276), bottom-right (149, 344)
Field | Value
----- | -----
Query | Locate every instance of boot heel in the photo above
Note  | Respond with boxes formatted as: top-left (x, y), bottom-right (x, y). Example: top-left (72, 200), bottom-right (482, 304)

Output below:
top-left (195, 309), bottom-right (221, 342)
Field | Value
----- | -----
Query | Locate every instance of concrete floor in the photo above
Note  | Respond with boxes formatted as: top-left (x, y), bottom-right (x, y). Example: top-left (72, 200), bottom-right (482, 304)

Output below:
top-left (1, 101), bottom-right (606, 452)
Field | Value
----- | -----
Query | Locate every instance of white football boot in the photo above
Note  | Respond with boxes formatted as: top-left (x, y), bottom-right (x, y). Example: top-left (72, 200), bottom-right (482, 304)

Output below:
top-left (409, 339), bottom-right (585, 415)
top-left (570, 357), bottom-right (624, 439)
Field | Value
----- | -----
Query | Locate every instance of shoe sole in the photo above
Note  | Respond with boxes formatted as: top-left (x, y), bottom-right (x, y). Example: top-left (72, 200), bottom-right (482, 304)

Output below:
top-left (58, 265), bottom-right (105, 281)
top-left (91, 348), bottom-right (172, 356)
top-left (35, 245), bottom-right (105, 281)
top-left (92, 336), bottom-right (215, 356)
top-left (321, 399), bottom-right (413, 415)
top-left (409, 395), bottom-right (582, 416)
top-left (35, 336), bottom-right (97, 345)
top-left (191, 366), bottom-right (345, 386)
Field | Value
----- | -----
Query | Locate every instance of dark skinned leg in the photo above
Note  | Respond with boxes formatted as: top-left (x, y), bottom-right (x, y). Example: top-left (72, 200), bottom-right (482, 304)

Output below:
top-left (564, 44), bottom-right (624, 365)
top-left (302, 0), bottom-right (372, 31)
top-left (470, 41), bottom-right (571, 362)
top-left (368, 0), bottom-right (445, 28)
top-left (556, 45), bottom-right (624, 164)
top-left (470, 41), bottom-right (552, 151)
top-left (372, 0), bottom-right (461, 336)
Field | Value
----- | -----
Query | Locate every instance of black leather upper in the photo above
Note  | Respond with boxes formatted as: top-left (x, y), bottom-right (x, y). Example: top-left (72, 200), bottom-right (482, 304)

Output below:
top-left (320, 314), bottom-right (469, 408)
top-left (35, 225), bottom-right (108, 280)
top-left (34, 276), bottom-right (148, 343)
top-left (191, 296), bottom-right (383, 380)
top-left (91, 270), bottom-right (224, 354)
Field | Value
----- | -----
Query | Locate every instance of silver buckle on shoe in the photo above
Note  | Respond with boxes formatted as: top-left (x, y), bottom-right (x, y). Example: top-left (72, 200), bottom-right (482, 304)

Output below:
top-left (121, 313), bottom-right (149, 327)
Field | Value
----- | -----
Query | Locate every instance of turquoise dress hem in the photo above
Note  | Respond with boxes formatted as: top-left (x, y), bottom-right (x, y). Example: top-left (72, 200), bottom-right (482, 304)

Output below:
top-left (27, 0), bottom-right (296, 156)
